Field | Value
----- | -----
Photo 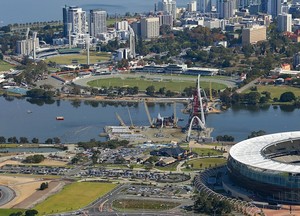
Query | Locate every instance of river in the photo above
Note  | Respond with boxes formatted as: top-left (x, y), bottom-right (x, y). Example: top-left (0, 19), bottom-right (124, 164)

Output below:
top-left (0, 0), bottom-right (189, 25)
top-left (1, 96), bottom-right (300, 143)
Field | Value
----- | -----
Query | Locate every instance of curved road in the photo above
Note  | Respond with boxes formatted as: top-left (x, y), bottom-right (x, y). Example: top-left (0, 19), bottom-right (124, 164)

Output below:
top-left (0, 185), bottom-right (15, 206)
top-left (73, 73), bottom-right (238, 89)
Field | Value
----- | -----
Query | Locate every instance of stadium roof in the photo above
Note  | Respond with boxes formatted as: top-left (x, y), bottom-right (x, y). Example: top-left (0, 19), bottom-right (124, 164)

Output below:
top-left (229, 131), bottom-right (300, 173)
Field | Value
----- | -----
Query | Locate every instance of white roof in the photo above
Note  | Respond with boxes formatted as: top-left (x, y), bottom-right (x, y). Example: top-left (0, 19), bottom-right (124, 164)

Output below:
top-left (229, 131), bottom-right (300, 173)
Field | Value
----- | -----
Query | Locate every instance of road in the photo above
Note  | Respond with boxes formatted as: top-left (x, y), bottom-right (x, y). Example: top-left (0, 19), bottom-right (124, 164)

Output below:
top-left (236, 78), bottom-right (260, 93)
top-left (0, 185), bottom-right (15, 206)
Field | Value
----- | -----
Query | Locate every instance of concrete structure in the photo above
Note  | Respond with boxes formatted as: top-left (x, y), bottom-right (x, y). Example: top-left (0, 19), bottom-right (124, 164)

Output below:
top-left (115, 20), bottom-right (129, 31)
top-left (187, 0), bottom-right (197, 12)
top-left (228, 131), bottom-right (300, 204)
top-left (277, 13), bottom-right (292, 32)
top-left (158, 14), bottom-right (173, 27)
top-left (128, 25), bottom-right (136, 58)
top-left (89, 9), bottom-right (107, 37)
top-left (242, 25), bottom-right (267, 45)
top-left (16, 36), bottom-right (39, 56)
top-left (141, 17), bottom-right (160, 39)
top-left (64, 6), bottom-right (87, 36)
top-left (217, 0), bottom-right (236, 19)
top-left (198, 0), bottom-right (211, 13)
top-left (158, 0), bottom-right (177, 20)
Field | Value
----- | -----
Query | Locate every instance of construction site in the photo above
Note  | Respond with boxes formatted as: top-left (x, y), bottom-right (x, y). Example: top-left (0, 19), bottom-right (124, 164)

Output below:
top-left (103, 75), bottom-right (216, 144)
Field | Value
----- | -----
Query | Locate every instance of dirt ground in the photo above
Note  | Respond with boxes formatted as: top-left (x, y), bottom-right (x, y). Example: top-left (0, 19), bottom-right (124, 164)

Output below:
top-left (0, 175), bottom-right (50, 208)
top-left (0, 159), bottom-right (68, 167)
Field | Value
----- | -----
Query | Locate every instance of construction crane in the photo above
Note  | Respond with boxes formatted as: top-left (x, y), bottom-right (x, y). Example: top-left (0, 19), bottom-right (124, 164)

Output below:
top-left (115, 112), bottom-right (126, 126)
top-left (173, 102), bottom-right (178, 128)
top-left (144, 100), bottom-right (155, 128)
top-left (127, 107), bottom-right (134, 129)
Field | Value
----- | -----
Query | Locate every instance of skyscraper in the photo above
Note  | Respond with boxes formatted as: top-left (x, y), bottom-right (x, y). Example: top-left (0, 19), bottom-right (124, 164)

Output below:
top-left (89, 9), bottom-right (107, 37)
top-left (63, 6), bottom-right (87, 36)
top-left (270, 0), bottom-right (282, 18)
top-left (198, 0), bottom-right (211, 13)
top-left (278, 13), bottom-right (292, 32)
top-left (158, 0), bottom-right (177, 20)
top-left (217, 0), bottom-right (236, 19)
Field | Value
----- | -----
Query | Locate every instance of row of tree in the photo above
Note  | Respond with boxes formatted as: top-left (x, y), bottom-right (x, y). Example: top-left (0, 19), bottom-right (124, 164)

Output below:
top-left (0, 136), bottom-right (61, 144)
top-left (23, 154), bottom-right (45, 163)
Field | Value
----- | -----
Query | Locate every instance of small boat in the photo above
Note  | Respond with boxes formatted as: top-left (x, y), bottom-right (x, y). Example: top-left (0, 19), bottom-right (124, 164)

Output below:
top-left (27, 110), bottom-right (32, 114)
top-left (56, 116), bottom-right (64, 120)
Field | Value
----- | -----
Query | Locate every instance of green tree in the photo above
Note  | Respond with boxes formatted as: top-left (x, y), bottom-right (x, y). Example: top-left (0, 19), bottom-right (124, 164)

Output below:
top-left (32, 138), bottom-right (39, 144)
top-left (19, 137), bottom-right (29, 143)
top-left (53, 137), bottom-right (61, 144)
top-left (45, 138), bottom-right (53, 144)
top-left (0, 136), bottom-right (6, 143)
top-left (280, 91), bottom-right (296, 102)
top-left (248, 130), bottom-right (266, 139)
top-left (25, 209), bottom-right (38, 216)
top-left (40, 182), bottom-right (48, 190)
top-left (146, 85), bottom-right (155, 96)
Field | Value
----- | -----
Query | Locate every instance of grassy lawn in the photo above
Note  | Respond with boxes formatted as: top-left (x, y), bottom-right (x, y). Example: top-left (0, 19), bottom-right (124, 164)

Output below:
top-left (45, 52), bottom-right (111, 65)
top-left (0, 60), bottom-right (14, 71)
top-left (186, 147), bottom-right (223, 156)
top-left (87, 77), bottom-right (226, 92)
top-left (35, 182), bottom-right (116, 215)
top-left (186, 157), bottom-right (227, 170)
top-left (0, 209), bottom-right (25, 215)
top-left (155, 162), bottom-right (179, 171)
top-left (247, 85), bottom-right (300, 99)
top-left (112, 199), bottom-right (180, 211)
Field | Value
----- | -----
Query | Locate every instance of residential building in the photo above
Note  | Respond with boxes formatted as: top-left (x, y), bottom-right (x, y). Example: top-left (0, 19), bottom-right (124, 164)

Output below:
top-left (269, 0), bottom-right (282, 18)
top-left (217, 0), bottom-right (236, 19)
top-left (16, 36), bottom-right (39, 55)
top-left (158, 14), bottom-right (173, 27)
top-left (115, 20), bottom-right (129, 31)
top-left (141, 17), bottom-right (160, 39)
top-left (158, 0), bottom-right (177, 20)
top-left (277, 13), bottom-right (292, 32)
top-left (198, 0), bottom-right (211, 12)
top-left (89, 9), bottom-right (107, 37)
top-left (187, 0), bottom-right (197, 12)
top-left (64, 6), bottom-right (87, 35)
top-left (242, 25), bottom-right (267, 45)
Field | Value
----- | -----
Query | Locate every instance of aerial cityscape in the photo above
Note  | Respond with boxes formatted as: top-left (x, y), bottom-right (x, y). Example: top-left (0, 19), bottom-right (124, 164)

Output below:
top-left (1, 0), bottom-right (300, 216)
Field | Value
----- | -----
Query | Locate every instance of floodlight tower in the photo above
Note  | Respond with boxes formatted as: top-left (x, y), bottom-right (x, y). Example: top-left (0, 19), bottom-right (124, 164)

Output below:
top-left (26, 28), bottom-right (30, 56)
top-left (32, 32), bottom-right (37, 60)
top-left (67, 23), bottom-right (72, 49)
top-left (86, 35), bottom-right (90, 65)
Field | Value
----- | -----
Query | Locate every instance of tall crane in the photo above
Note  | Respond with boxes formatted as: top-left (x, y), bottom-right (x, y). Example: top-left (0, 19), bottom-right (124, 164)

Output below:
top-left (144, 100), bottom-right (154, 128)
top-left (115, 112), bottom-right (126, 126)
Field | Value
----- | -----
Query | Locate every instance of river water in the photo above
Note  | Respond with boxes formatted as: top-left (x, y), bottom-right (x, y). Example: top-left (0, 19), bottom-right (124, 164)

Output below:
top-left (0, 0), bottom-right (189, 25)
top-left (1, 96), bottom-right (300, 143)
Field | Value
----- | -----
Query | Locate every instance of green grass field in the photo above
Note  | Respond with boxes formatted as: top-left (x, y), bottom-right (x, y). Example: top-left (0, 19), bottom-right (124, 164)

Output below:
top-left (113, 199), bottom-right (180, 211)
top-left (187, 147), bottom-right (223, 156)
top-left (35, 182), bottom-right (116, 215)
top-left (45, 52), bottom-right (111, 65)
top-left (87, 77), bottom-right (226, 92)
top-left (186, 157), bottom-right (227, 169)
top-left (247, 85), bottom-right (300, 99)
top-left (0, 60), bottom-right (14, 71)
top-left (0, 209), bottom-right (25, 215)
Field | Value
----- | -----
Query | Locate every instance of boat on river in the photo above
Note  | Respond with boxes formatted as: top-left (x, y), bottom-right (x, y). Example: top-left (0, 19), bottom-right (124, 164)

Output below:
top-left (56, 116), bottom-right (64, 120)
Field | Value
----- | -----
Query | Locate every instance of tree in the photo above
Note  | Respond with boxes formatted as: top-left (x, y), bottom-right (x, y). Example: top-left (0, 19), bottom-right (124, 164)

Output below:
top-left (158, 87), bottom-right (166, 95)
top-left (45, 138), bottom-right (53, 144)
top-left (0, 136), bottom-right (6, 144)
top-left (23, 155), bottom-right (45, 163)
top-left (19, 137), bottom-right (29, 144)
top-left (9, 212), bottom-right (23, 216)
top-left (25, 209), bottom-right (38, 216)
top-left (40, 182), bottom-right (48, 190)
top-left (248, 130), bottom-right (266, 139)
top-left (280, 92), bottom-right (296, 102)
top-left (7, 136), bottom-right (18, 143)
top-left (32, 138), bottom-right (39, 144)
top-left (53, 137), bottom-right (61, 144)
top-left (146, 85), bottom-right (155, 96)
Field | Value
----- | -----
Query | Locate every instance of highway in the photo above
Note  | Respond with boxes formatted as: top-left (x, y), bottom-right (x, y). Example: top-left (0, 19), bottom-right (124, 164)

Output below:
top-left (0, 185), bottom-right (15, 206)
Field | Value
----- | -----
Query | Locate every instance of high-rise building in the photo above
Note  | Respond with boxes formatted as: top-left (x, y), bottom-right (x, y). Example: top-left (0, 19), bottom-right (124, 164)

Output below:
top-left (141, 17), bottom-right (160, 39)
top-left (293, 52), bottom-right (300, 69)
top-left (198, 0), bottom-right (211, 13)
top-left (128, 26), bottom-right (136, 58)
top-left (158, 0), bottom-right (177, 20)
top-left (217, 0), bottom-right (236, 19)
top-left (63, 6), bottom-right (87, 36)
top-left (158, 14), bottom-right (173, 27)
top-left (242, 25), bottom-right (266, 45)
top-left (278, 13), bottom-right (292, 32)
top-left (115, 20), bottom-right (129, 31)
top-left (269, 0), bottom-right (282, 18)
top-left (187, 0), bottom-right (197, 12)
top-left (89, 9), bottom-right (107, 37)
